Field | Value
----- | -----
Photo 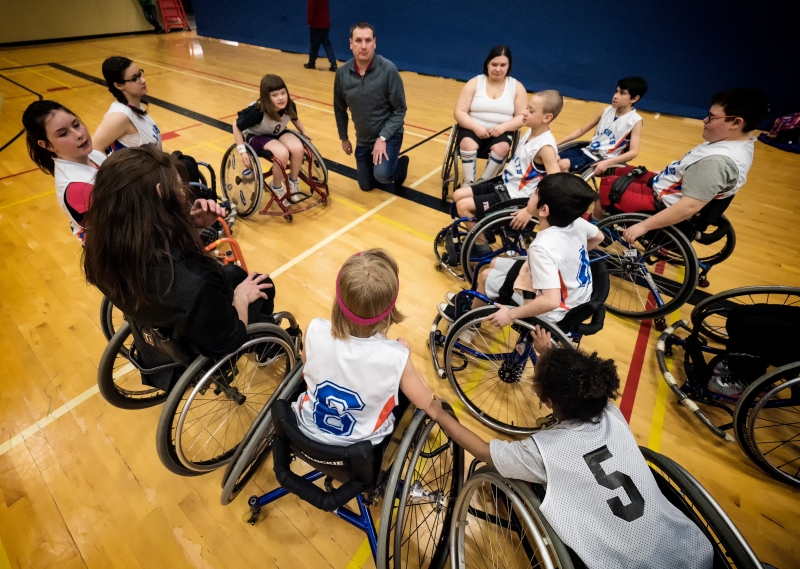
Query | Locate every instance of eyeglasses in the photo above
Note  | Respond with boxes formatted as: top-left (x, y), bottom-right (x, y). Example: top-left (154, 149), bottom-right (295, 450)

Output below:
top-left (123, 70), bottom-right (145, 83)
top-left (703, 111), bottom-right (737, 123)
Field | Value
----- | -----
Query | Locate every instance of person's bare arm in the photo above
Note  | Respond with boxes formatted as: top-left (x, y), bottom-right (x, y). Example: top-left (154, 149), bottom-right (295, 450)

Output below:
top-left (488, 288), bottom-right (561, 327)
top-left (453, 78), bottom-right (487, 137)
top-left (427, 396), bottom-right (493, 465)
top-left (292, 118), bottom-right (311, 139)
top-left (622, 196), bottom-right (705, 243)
top-left (488, 81), bottom-right (527, 135)
top-left (587, 231), bottom-right (605, 251)
top-left (91, 112), bottom-right (135, 153)
top-left (539, 145), bottom-right (561, 175)
top-left (557, 112), bottom-right (602, 146)
top-left (593, 120), bottom-right (643, 174)
top-left (397, 338), bottom-right (434, 413)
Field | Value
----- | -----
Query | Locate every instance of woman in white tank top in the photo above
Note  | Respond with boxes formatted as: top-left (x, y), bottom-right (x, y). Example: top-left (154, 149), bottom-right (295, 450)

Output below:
top-left (453, 45), bottom-right (528, 183)
top-left (92, 56), bottom-right (162, 153)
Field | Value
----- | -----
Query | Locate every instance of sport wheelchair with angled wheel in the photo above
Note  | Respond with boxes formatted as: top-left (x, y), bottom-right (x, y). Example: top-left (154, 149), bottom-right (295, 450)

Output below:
top-left (221, 131), bottom-right (329, 223)
top-left (655, 285), bottom-right (800, 487)
top-left (556, 140), bottom-right (627, 186)
top-left (220, 363), bottom-right (464, 569)
top-left (429, 260), bottom-right (609, 435)
top-left (451, 449), bottom-right (767, 569)
top-left (441, 124), bottom-right (520, 201)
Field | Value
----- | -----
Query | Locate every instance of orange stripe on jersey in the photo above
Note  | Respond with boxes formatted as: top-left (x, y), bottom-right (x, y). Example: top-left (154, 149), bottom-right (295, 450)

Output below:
top-left (373, 396), bottom-right (396, 433)
top-left (558, 271), bottom-right (569, 310)
top-left (609, 133), bottom-right (630, 152)
top-left (298, 392), bottom-right (310, 412)
top-left (661, 181), bottom-right (683, 195)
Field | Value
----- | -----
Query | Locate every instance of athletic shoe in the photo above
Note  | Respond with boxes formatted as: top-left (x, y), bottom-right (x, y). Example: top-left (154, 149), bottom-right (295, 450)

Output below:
top-left (272, 184), bottom-right (287, 200)
top-left (438, 302), bottom-right (456, 323)
top-left (444, 292), bottom-right (457, 305)
top-left (303, 62), bottom-right (315, 69)
top-left (288, 178), bottom-right (303, 203)
top-left (394, 156), bottom-right (410, 189)
top-left (707, 375), bottom-right (744, 398)
top-left (329, 64), bottom-right (338, 72)
top-left (471, 243), bottom-right (494, 259)
top-left (458, 323), bottom-right (480, 344)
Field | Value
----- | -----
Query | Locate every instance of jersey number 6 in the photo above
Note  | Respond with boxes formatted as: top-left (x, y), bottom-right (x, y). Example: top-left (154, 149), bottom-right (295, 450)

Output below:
top-left (583, 445), bottom-right (645, 522)
top-left (313, 381), bottom-right (365, 437)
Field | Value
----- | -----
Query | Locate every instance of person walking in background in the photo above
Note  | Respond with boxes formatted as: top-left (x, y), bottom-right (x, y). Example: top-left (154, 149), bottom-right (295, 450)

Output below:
top-left (305, 0), bottom-right (337, 71)
top-left (139, 0), bottom-right (164, 33)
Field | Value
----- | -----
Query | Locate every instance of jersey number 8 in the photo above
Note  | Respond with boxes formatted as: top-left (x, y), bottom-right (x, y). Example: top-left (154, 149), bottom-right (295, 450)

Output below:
top-left (313, 381), bottom-right (365, 437)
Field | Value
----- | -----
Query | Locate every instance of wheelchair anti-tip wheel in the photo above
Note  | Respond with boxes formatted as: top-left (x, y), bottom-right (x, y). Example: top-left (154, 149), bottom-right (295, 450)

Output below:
top-left (594, 213), bottom-right (698, 321)
top-left (734, 362), bottom-right (800, 488)
top-left (155, 323), bottom-right (297, 476)
top-left (450, 465), bottom-right (574, 569)
top-left (443, 305), bottom-right (574, 435)
top-left (96, 322), bottom-right (169, 410)
top-left (221, 143), bottom-right (263, 218)
top-left (377, 404), bottom-right (465, 569)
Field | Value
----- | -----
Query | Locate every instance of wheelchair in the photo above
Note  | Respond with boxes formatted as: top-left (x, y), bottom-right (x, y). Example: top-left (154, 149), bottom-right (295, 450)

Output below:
top-left (556, 140), bottom-right (627, 186)
top-left (221, 131), bottom-right (329, 223)
top-left (429, 260), bottom-right (609, 435)
top-left (219, 364), bottom-right (465, 569)
top-left (655, 285), bottom-right (800, 488)
top-left (440, 124), bottom-right (520, 201)
top-left (451, 449), bottom-right (766, 569)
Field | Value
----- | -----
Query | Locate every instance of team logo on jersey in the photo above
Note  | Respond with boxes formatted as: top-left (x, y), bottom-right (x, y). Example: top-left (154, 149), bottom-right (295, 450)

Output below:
top-left (576, 246), bottom-right (591, 288)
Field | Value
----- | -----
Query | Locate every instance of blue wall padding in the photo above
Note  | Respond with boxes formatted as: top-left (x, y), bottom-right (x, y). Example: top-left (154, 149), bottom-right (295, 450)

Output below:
top-left (193, 0), bottom-right (797, 124)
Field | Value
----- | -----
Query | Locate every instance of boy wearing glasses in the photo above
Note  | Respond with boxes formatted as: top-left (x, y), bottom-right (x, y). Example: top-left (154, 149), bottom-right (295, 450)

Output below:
top-left (591, 88), bottom-right (768, 244)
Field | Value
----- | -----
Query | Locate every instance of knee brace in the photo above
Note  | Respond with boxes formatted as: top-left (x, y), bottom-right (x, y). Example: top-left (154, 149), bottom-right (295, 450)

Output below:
top-left (460, 150), bottom-right (477, 183)
top-left (480, 151), bottom-right (505, 180)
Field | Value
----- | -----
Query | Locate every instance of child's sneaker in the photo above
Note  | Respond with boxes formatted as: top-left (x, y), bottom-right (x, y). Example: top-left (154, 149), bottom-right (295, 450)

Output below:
top-left (272, 183), bottom-right (291, 207)
top-left (438, 302), bottom-right (456, 323)
top-left (707, 375), bottom-right (744, 398)
top-left (444, 292), bottom-right (457, 305)
top-left (288, 178), bottom-right (303, 203)
top-left (471, 243), bottom-right (493, 259)
top-left (458, 322), bottom-right (480, 344)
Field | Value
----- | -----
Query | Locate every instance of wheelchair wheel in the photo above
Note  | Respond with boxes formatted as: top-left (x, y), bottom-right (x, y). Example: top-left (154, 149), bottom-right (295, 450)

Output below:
top-left (443, 305), bottom-right (574, 435)
top-left (594, 213), bottom-right (698, 320)
top-left (377, 404), bottom-right (464, 569)
top-left (441, 125), bottom-right (459, 200)
top-left (451, 465), bottom-right (574, 569)
top-left (694, 215), bottom-right (736, 269)
top-left (100, 295), bottom-right (125, 344)
top-left (460, 208), bottom-right (537, 285)
top-left (155, 323), bottom-right (297, 476)
top-left (221, 143), bottom-right (263, 218)
top-left (96, 322), bottom-right (168, 409)
top-left (289, 131), bottom-right (328, 187)
top-left (734, 363), bottom-right (800, 488)
top-left (219, 362), bottom-right (306, 505)
top-left (641, 447), bottom-right (763, 568)
top-left (690, 286), bottom-right (800, 345)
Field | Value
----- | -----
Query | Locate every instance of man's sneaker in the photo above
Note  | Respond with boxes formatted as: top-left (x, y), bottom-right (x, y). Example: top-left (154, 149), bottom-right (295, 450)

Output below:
top-left (445, 292), bottom-right (457, 305)
top-left (303, 62), bottom-right (315, 69)
top-left (288, 178), bottom-right (303, 203)
top-left (707, 375), bottom-right (744, 398)
top-left (394, 155), bottom-right (410, 189)
top-left (438, 302), bottom-right (456, 323)
top-left (471, 243), bottom-right (494, 259)
top-left (329, 64), bottom-right (338, 71)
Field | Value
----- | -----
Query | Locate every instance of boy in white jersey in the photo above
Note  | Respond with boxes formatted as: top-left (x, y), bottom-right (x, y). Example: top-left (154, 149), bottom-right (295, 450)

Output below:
top-left (592, 88), bottom-right (769, 245)
top-left (451, 91), bottom-right (563, 240)
top-left (427, 344), bottom-right (714, 569)
top-left (439, 174), bottom-right (603, 327)
top-left (558, 76), bottom-right (648, 175)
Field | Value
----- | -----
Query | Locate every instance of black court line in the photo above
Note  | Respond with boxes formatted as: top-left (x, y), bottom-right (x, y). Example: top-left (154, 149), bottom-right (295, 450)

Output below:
top-left (0, 72), bottom-right (43, 153)
top-left (50, 62), bottom-right (450, 214)
top-left (0, 63), bottom-right (53, 72)
top-left (399, 126), bottom-right (451, 156)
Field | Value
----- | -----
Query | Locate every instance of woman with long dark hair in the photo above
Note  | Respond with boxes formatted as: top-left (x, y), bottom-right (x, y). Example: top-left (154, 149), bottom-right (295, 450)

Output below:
top-left (92, 56), bottom-right (162, 153)
top-left (83, 145), bottom-right (274, 356)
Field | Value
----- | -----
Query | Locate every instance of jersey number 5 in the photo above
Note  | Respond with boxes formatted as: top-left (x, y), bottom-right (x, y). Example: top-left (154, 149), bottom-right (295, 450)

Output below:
top-left (313, 381), bottom-right (365, 437)
top-left (583, 445), bottom-right (645, 522)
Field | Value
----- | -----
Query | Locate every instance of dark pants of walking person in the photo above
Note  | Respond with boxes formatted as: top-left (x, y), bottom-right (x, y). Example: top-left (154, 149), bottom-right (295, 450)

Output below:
top-left (308, 27), bottom-right (336, 68)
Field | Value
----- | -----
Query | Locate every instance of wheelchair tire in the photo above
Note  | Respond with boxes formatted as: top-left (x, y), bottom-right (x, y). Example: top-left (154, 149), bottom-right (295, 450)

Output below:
top-left (733, 363), bottom-right (800, 488)
top-left (219, 362), bottom-right (306, 505)
top-left (443, 305), bottom-right (574, 435)
top-left (460, 207), bottom-right (537, 285)
top-left (96, 322), bottom-right (168, 410)
top-left (288, 131), bottom-right (328, 186)
top-left (689, 285), bottom-right (800, 345)
top-left (694, 215), bottom-right (736, 268)
top-left (377, 404), bottom-right (464, 569)
top-left (450, 465), bottom-right (574, 569)
top-left (155, 323), bottom-right (296, 476)
top-left (441, 125), bottom-right (459, 200)
top-left (221, 143), bottom-right (263, 218)
top-left (100, 295), bottom-right (126, 344)
top-left (641, 447), bottom-right (763, 568)
top-left (594, 213), bottom-right (698, 320)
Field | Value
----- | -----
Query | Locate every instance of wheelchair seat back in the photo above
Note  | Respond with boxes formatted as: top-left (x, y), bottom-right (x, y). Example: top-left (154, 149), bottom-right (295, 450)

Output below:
top-left (272, 399), bottom-right (381, 511)
top-left (557, 260), bottom-right (609, 336)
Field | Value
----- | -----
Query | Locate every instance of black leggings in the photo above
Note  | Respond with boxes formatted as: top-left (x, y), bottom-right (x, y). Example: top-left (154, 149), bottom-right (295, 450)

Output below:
top-left (726, 304), bottom-right (800, 382)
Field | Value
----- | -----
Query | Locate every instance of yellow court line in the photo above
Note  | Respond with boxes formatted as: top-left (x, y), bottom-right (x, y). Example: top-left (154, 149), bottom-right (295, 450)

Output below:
top-left (334, 196), bottom-right (434, 242)
top-left (345, 520), bottom-right (378, 569)
top-left (25, 67), bottom-right (72, 88)
top-left (0, 537), bottom-right (11, 569)
top-left (0, 190), bottom-right (54, 211)
top-left (175, 135), bottom-right (232, 154)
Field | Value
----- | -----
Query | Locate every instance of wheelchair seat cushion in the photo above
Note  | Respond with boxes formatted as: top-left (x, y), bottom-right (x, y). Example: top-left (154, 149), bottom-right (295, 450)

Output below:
top-left (556, 260), bottom-right (609, 336)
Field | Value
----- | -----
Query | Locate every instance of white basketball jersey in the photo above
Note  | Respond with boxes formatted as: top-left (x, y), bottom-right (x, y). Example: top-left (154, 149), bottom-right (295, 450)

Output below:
top-left (242, 102), bottom-right (292, 138)
top-left (534, 404), bottom-right (714, 569)
top-left (583, 106), bottom-right (641, 159)
top-left (502, 129), bottom-right (558, 199)
top-left (106, 101), bottom-right (162, 151)
top-left (469, 75), bottom-right (517, 128)
top-left (294, 318), bottom-right (408, 446)
top-left (53, 150), bottom-right (107, 240)
top-left (652, 137), bottom-right (755, 206)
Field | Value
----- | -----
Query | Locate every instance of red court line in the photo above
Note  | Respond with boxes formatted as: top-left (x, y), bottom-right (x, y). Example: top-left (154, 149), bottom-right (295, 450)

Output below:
top-left (173, 122), bottom-right (203, 133)
top-left (0, 168), bottom-right (38, 181)
top-left (619, 319), bottom-right (652, 421)
top-left (47, 86), bottom-right (70, 92)
top-left (161, 132), bottom-right (180, 141)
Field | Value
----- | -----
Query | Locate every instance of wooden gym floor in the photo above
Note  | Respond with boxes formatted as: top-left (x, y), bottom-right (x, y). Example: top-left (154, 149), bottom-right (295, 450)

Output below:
top-left (0, 32), bottom-right (798, 569)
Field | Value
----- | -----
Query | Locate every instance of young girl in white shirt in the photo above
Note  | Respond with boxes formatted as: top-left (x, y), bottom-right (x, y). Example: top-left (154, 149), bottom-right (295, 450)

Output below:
top-left (294, 249), bottom-right (435, 446)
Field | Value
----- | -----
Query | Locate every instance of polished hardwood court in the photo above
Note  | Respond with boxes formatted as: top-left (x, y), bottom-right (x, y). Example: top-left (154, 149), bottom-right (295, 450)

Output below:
top-left (0, 31), bottom-right (798, 568)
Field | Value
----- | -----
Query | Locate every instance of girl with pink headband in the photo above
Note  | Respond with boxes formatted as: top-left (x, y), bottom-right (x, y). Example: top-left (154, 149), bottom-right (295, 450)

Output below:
top-left (293, 249), bottom-right (436, 446)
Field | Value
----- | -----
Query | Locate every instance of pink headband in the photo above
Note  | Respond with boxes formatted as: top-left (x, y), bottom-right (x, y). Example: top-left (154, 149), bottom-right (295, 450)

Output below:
top-left (335, 252), bottom-right (399, 326)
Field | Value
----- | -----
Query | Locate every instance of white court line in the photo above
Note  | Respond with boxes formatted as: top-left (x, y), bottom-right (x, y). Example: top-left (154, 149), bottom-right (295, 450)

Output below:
top-left (409, 166), bottom-right (442, 188)
top-left (0, 196), bottom-right (399, 457)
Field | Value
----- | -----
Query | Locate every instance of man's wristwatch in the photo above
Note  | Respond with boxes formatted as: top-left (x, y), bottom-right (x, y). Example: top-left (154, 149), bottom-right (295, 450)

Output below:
top-left (379, 135), bottom-right (387, 142)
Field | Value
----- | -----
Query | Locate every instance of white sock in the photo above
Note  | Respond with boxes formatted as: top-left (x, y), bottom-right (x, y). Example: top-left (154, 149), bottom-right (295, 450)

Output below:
top-left (460, 150), bottom-right (477, 183)
top-left (480, 151), bottom-right (505, 180)
top-left (272, 183), bottom-right (286, 199)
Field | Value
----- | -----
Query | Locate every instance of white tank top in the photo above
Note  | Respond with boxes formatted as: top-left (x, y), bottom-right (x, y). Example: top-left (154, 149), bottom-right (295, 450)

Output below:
top-left (53, 150), bottom-right (107, 241)
top-left (502, 129), bottom-right (558, 199)
top-left (583, 106), bottom-right (642, 159)
top-left (533, 404), bottom-right (714, 569)
top-left (294, 318), bottom-right (408, 446)
top-left (105, 101), bottom-right (162, 151)
top-left (469, 75), bottom-right (517, 128)
top-left (652, 137), bottom-right (755, 206)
